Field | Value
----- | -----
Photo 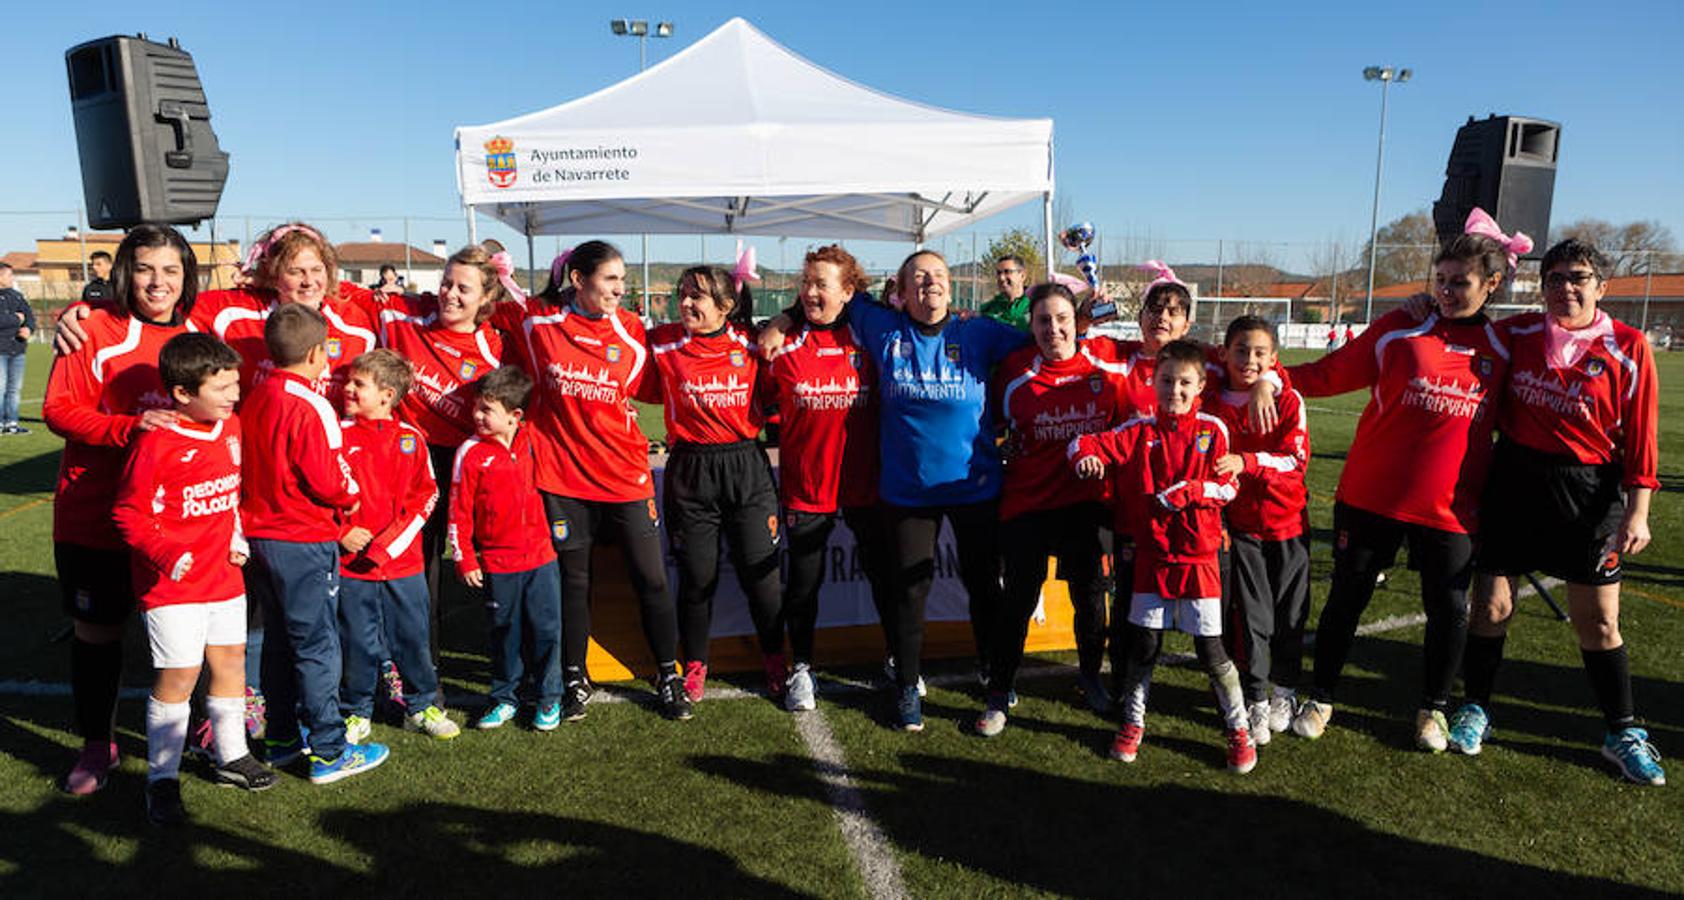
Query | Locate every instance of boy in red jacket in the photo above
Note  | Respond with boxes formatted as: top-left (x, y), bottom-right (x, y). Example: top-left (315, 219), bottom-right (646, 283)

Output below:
top-left (1208, 317), bottom-right (1311, 747)
top-left (337, 350), bottom-right (456, 741)
top-left (114, 333), bottom-right (278, 825)
top-left (241, 304), bottom-right (388, 784)
top-left (449, 366), bottom-right (562, 731)
top-left (1070, 341), bottom-right (1254, 773)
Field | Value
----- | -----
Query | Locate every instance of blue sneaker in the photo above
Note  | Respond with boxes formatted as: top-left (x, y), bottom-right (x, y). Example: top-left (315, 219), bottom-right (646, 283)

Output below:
top-left (1602, 727), bottom-right (1666, 786)
top-left (476, 702), bottom-right (517, 730)
top-left (309, 742), bottom-right (389, 785)
top-left (533, 701), bottom-right (562, 732)
top-left (260, 734), bottom-right (307, 767)
top-left (1447, 702), bottom-right (1491, 756)
top-left (896, 685), bottom-right (923, 732)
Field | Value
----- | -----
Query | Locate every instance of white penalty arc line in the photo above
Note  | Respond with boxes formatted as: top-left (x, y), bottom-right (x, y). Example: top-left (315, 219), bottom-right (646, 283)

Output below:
top-left (792, 709), bottom-right (909, 900)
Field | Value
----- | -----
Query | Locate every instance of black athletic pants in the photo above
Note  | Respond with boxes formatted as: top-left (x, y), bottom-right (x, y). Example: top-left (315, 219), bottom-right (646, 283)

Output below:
top-left (1224, 532), bottom-right (1312, 702)
top-left (665, 441), bottom-right (783, 663)
top-left (1311, 502), bottom-right (1473, 711)
top-left (991, 503), bottom-right (1109, 693)
top-left (883, 500), bottom-right (1005, 689)
top-left (542, 491), bottom-right (678, 684)
top-left (420, 443), bottom-right (456, 667)
top-left (783, 505), bottom-right (896, 665)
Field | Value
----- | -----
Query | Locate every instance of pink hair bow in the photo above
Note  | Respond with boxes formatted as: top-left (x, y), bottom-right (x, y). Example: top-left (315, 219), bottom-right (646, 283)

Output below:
top-left (1464, 207), bottom-right (1533, 271)
top-left (242, 223), bottom-right (326, 274)
top-left (548, 247), bottom-right (574, 287)
top-left (489, 250), bottom-right (527, 303)
top-left (732, 240), bottom-right (760, 293)
top-left (1137, 259), bottom-right (1185, 293)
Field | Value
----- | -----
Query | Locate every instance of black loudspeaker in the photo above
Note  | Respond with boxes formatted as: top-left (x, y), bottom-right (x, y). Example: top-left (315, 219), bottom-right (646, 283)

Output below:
top-left (1432, 114), bottom-right (1559, 258)
top-left (65, 34), bottom-right (229, 229)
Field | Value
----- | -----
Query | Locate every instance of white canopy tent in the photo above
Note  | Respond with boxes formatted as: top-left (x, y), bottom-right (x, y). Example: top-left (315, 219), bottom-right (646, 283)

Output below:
top-left (454, 17), bottom-right (1055, 273)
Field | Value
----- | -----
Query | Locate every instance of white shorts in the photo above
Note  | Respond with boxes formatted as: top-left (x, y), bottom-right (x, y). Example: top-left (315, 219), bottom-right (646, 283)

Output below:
top-left (1128, 592), bottom-right (1223, 637)
top-left (144, 596), bottom-right (247, 669)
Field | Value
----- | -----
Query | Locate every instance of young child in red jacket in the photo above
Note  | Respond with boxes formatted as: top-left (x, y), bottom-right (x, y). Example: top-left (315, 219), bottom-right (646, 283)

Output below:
top-left (449, 366), bottom-right (562, 731)
top-left (337, 349), bottom-right (457, 741)
top-left (1070, 340), bottom-right (1254, 774)
top-left (114, 333), bottom-right (278, 825)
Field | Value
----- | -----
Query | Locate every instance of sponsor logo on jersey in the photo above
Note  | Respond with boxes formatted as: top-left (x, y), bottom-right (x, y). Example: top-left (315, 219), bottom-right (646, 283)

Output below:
top-left (729, 349), bottom-right (746, 368)
top-left (552, 518), bottom-right (569, 542)
top-left (399, 434), bottom-right (418, 454)
top-left (459, 360), bottom-right (478, 381)
top-left (179, 448), bottom-right (199, 463)
top-left (485, 136), bottom-right (517, 189)
top-left (945, 343), bottom-right (962, 364)
top-left (1196, 430), bottom-right (1213, 453)
top-left (606, 345), bottom-right (622, 363)
top-left (1585, 358), bottom-right (1606, 377)
top-left (326, 337), bottom-right (343, 360)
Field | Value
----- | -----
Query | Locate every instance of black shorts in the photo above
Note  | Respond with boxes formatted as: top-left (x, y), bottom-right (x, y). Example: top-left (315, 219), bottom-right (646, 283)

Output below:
top-left (56, 543), bottom-right (134, 625)
top-left (1478, 438), bottom-right (1624, 585)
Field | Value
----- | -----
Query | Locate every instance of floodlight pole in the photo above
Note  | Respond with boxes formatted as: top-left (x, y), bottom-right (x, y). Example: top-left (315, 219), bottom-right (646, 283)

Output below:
top-left (1362, 65), bottom-right (1410, 323)
top-left (613, 19), bottom-right (673, 317)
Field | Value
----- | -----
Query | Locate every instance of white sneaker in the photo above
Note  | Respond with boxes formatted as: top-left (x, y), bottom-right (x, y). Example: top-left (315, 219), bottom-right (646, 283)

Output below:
top-left (1247, 701), bottom-right (1272, 747)
top-left (1415, 708), bottom-right (1450, 753)
top-left (344, 714), bottom-right (372, 744)
top-left (1291, 699), bottom-right (1333, 739)
top-left (785, 664), bottom-right (817, 712)
top-left (1268, 689), bottom-right (1296, 734)
top-left (404, 706), bottom-right (461, 740)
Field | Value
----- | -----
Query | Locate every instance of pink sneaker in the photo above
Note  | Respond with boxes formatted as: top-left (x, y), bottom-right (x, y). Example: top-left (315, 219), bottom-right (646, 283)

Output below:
top-left (63, 741), bottom-right (119, 796)
top-left (763, 653), bottom-right (789, 700)
top-left (682, 660), bottom-right (708, 703)
top-left (1226, 727), bottom-right (1258, 775)
top-left (1110, 724), bottom-right (1144, 762)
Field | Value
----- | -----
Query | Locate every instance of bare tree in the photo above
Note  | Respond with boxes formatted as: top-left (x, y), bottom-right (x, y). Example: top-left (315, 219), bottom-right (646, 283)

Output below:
top-left (1556, 218), bottom-right (1679, 275)
top-left (1307, 238), bottom-right (1358, 322)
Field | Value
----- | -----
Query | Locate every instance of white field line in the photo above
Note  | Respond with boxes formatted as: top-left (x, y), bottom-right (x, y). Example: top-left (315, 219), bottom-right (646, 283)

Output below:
top-left (793, 709), bottom-right (909, 900)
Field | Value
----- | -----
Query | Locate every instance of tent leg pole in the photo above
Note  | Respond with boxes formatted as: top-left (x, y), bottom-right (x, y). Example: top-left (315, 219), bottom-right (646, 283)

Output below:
top-left (527, 229), bottom-right (537, 296)
top-left (642, 235), bottom-right (651, 321)
top-left (466, 205), bottom-right (477, 245)
top-left (1042, 192), bottom-right (1055, 279)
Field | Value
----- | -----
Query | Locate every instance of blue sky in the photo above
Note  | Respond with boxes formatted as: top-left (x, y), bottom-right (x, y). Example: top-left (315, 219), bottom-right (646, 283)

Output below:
top-left (4, 0), bottom-right (1681, 274)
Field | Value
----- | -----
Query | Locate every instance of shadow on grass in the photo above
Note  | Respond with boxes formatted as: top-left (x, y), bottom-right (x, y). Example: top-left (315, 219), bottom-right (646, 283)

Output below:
top-left (692, 748), bottom-right (1677, 899)
top-left (0, 447), bottom-right (59, 497)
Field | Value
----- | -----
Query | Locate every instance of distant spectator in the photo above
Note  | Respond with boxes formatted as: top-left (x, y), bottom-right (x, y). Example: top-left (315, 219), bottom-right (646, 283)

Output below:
top-left (0, 261), bottom-right (36, 434)
top-left (1344, 324), bottom-right (1356, 345)
top-left (980, 254), bottom-right (1029, 329)
top-left (81, 251), bottom-right (113, 305)
top-left (370, 264), bottom-right (403, 296)
top-left (1326, 325), bottom-right (1337, 349)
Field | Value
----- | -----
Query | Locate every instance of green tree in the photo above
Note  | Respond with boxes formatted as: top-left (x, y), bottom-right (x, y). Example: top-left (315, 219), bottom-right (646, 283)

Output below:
top-left (983, 228), bottom-right (1045, 286)
top-left (1357, 210), bottom-right (1437, 287)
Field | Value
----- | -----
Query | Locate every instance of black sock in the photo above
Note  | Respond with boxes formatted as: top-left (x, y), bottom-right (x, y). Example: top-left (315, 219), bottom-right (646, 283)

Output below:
top-left (71, 638), bottom-right (123, 744)
top-left (1581, 645), bottom-right (1635, 731)
top-left (1461, 633), bottom-right (1506, 706)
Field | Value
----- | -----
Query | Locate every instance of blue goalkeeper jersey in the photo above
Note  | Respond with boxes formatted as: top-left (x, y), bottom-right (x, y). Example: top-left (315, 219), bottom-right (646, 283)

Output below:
top-left (846, 298), bottom-right (1028, 507)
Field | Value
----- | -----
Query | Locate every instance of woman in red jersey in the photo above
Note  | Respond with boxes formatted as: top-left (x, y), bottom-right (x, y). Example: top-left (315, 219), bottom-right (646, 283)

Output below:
top-left (45, 224), bottom-right (198, 795)
top-left (492, 240), bottom-right (687, 721)
top-left (644, 266), bottom-right (783, 706)
top-left (1449, 238), bottom-right (1664, 784)
top-left (1285, 232), bottom-right (1514, 751)
top-left (765, 245), bottom-right (892, 713)
top-left (975, 283), bottom-right (1128, 736)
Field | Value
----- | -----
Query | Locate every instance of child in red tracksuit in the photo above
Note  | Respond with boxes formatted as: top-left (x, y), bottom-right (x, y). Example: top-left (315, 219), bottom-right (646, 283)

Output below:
top-left (1071, 340), bottom-right (1253, 774)
top-left (337, 350), bottom-right (456, 742)
top-left (241, 304), bottom-right (388, 784)
top-left (449, 366), bottom-right (562, 731)
top-left (1208, 317), bottom-right (1311, 747)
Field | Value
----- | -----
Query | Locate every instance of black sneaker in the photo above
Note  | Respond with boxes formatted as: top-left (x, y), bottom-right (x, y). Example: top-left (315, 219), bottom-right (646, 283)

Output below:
top-left (212, 754), bottom-right (278, 791)
top-left (10, 424), bottom-right (28, 435)
top-left (562, 681), bottom-right (594, 722)
top-left (146, 778), bottom-right (188, 827)
top-left (656, 675), bottom-right (693, 721)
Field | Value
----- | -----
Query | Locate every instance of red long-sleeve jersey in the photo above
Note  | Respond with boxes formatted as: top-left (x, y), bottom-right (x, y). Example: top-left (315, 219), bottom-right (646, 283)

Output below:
top-left (1288, 309), bottom-right (1509, 534)
top-left (338, 416), bottom-right (438, 580)
top-left (995, 346), bottom-right (1126, 521)
top-left (646, 323), bottom-right (763, 446)
top-left (44, 308), bottom-right (189, 549)
top-left (1499, 312), bottom-right (1659, 490)
top-left (193, 284), bottom-right (379, 410)
top-left (765, 319), bottom-right (879, 513)
top-left (448, 430), bottom-right (556, 576)
top-left (239, 370), bottom-right (361, 542)
top-left (375, 293), bottom-right (503, 449)
top-left (1081, 337), bottom-right (1285, 419)
top-left (492, 298), bottom-right (654, 501)
top-left (1206, 386), bottom-right (1309, 540)
top-left (112, 417), bottom-right (247, 609)
top-left (1071, 404), bottom-right (1237, 599)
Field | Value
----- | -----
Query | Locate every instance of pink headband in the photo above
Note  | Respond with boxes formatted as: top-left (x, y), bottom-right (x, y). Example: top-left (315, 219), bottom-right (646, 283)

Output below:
top-left (488, 251), bottom-right (527, 304)
top-left (242, 223), bottom-right (326, 275)
top-left (1138, 259), bottom-right (1187, 298)
top-left (1464, 207), bottom-right (1533, 271)
top-left (548, 247), bottom-right (575, 287)
top-left (731, 240), bottom-right (760, 294)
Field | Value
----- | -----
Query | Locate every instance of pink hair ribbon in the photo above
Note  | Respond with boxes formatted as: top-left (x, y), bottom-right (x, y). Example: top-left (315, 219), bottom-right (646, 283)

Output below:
top-left (1138, 259), bottom-right (1186, 295)
top-left (242, 223), bottom-right (326, 275)
top-left (1464, 207), bottom-right (1533, 271)
top-left (489, 251), bottom-right (527, 304)
top-left (548, 247), bottom-right (575, 287)
top-left (732, 240), bottom-right (760, 293)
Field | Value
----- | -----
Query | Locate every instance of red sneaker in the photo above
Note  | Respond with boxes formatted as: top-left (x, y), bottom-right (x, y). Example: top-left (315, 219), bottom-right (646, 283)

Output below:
top-left (763, 653), bottom-right (789, 700)
top-left (63, 741), bottom-right (119, 796)
top-left (1226, 727), bottom-right (1258, 774)
top-left (682, 660), bottom-right (708, 703)
top-left (1109, 723), bottom-right (1144, 762)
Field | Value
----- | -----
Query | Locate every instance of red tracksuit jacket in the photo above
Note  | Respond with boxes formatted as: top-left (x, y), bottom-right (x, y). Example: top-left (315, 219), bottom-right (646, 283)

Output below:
top-left (994, 346), bottom-right (1126, 522)
top-left (765, 318), bottom-right (879, 514)
top-left (192, 284), bottom-right (379, 410)
top-left (239, 369), bottom-right (361, 542)
top-left (338, 416), bottom-right (438, 580)
top-left (448, 429), bottom-right (556, 576)
top-left (1071, 401), bottom-right (1237, 599)
top-left (1206, 386), bottom-right (1309, 541)
top-left (112, 417), bottom-right (247, 610)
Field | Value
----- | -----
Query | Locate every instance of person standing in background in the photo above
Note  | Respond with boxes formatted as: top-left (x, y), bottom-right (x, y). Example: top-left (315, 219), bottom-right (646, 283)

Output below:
top-left (980, 254), bottom-right (1030, 330)
top-left (0, 261), bottom-right (35, 434)
top-left (81, 251), bottom-right (114, 305)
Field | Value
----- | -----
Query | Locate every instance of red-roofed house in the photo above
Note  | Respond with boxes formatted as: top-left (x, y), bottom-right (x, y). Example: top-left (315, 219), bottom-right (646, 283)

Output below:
top-left (335, 242), bottom-right (448, 293)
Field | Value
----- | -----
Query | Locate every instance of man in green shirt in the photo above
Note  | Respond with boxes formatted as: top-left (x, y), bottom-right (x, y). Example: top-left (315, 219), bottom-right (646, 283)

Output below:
top-left (980, 254), bottom-right (1029, 330)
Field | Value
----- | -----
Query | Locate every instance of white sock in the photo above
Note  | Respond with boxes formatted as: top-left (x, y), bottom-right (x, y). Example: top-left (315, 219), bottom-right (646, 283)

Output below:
top-left (1120, 668), bottom-right (1154, 727)
top-left (146, 696), bottom-right (191, 782)
top-left (206, 694), bottom-right (248, 766)
top-left (1208, 661), bottom-right (1247, 732)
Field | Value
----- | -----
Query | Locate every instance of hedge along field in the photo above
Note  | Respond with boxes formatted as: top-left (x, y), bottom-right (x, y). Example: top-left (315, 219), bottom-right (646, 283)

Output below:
top-left (0, 343), bottom-right (1680, 898)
